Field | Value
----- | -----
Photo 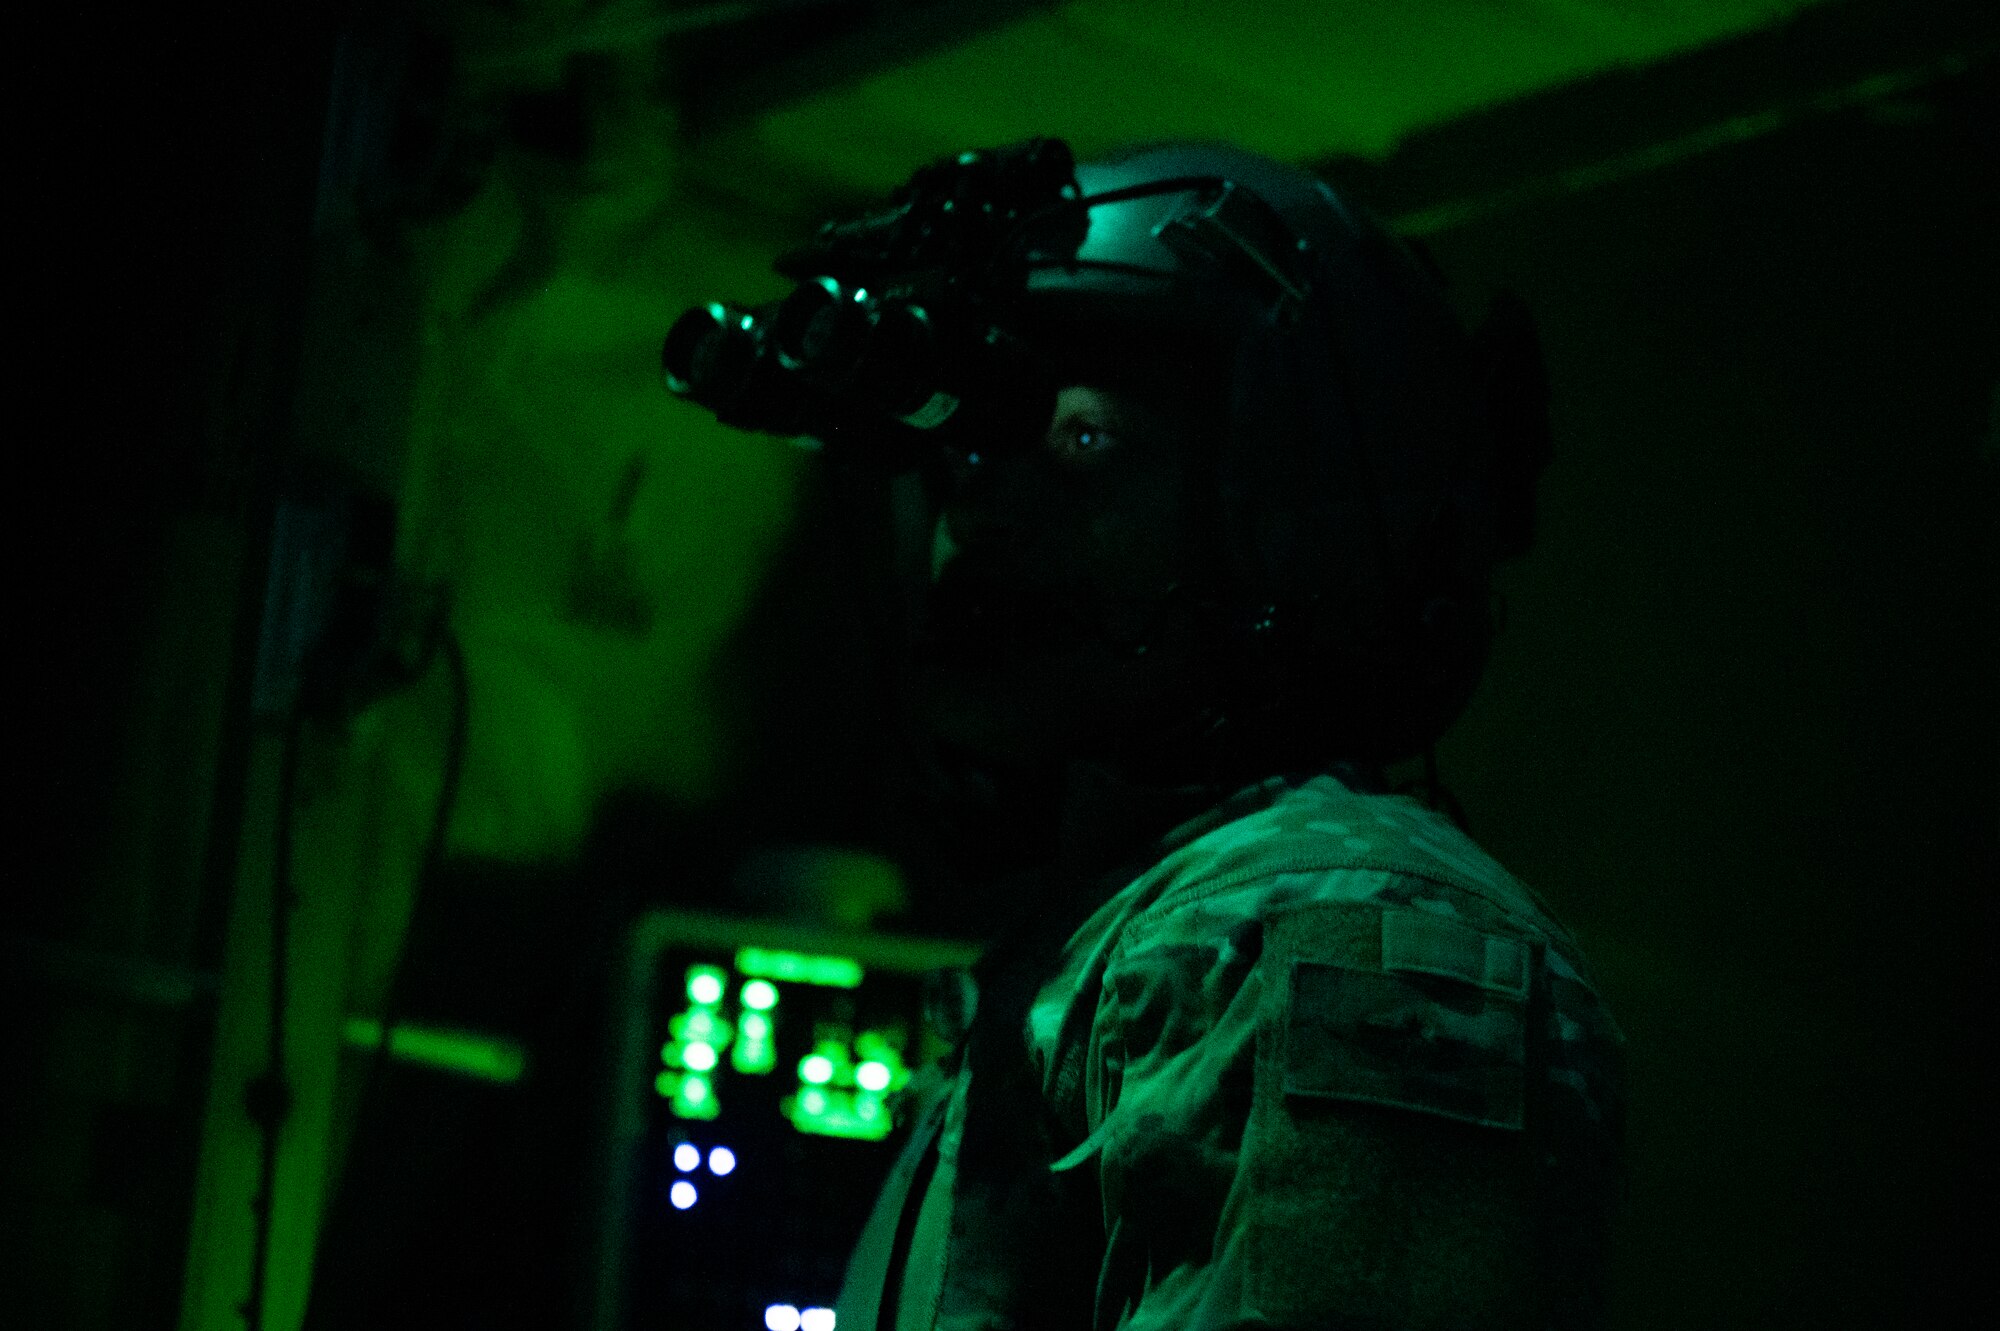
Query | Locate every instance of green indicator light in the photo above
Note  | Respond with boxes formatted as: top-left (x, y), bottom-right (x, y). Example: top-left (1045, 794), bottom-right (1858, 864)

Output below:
top-left (799, 1054), bottom-right (834, 1085)
top-left (855, 1060), bottom-right (891, 1092)
top-left (655, 1070), bottom-right (679, 1098)
top-left (741, 979), bottom-right (779, 1011)
top-left (735, 947), bottom-right (862, 989)
top-left (854, 1027), bottom-right (904, 1061)
top-left (673, 1010), bottom-right (718, 1041)
top-left (787, 1086), bottom-right (892, 1141)
top-left (740, 1013), bottom-right (771, 1041)
top-left (684, 1041), bottom-right (718, 1072)
top-left (674, 1073), bottom-right (718, 1121)
top-left (733, 1035), bottom-right (775, 1076)
top-left (343, 1018), bottom-right (526, 1085)
top-left (687, 965), bottom-right (727, 1006)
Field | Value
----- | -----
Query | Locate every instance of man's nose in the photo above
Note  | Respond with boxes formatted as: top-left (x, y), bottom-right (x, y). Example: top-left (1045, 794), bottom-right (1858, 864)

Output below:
top-left (936, 450), bottom-right (1019, 545)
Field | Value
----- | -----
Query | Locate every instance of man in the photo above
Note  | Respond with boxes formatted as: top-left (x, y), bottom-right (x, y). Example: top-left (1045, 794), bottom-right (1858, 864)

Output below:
top-left (669, 138), bottom-right (1624, 1330)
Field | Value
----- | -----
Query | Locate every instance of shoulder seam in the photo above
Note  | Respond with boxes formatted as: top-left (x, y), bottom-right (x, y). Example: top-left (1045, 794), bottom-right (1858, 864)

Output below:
top-left (1116, 859), bottom-right (1580, 963)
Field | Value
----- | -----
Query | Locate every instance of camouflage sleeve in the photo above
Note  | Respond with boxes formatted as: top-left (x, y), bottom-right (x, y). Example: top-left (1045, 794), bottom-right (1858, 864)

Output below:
top-left (1055, 869), bottom-right (1623, 1331)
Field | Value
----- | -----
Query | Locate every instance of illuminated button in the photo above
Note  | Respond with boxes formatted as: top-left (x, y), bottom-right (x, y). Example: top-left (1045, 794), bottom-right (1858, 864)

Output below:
top-left (688, 969), bottom-right (725, 1006)
top-left (801, 1308), bottom-right (836, 1331)
top-left (736, 947), bottom-right (862, 989)
top-left (855, 1097), bottom-right (879, 1121)
top-left (800, 1088), bottom-right (828, 1116)
top-left (799, 1054), bottom-right (834, 1085)
top-left (708, 1146), bottom-right (736, 1176)
top-left (732, 1036), bottom-right (776, 1075)
top-left (854, 1060), bottom-right (891, 1092)
top-left (764, 1306), bottom-right (801, 1331)
top-left (742, 979), bottom-right (779, 1011)
top-left (683, 1041), bottom-right (718, 1072)
top-left (669, 1180), bottom-right (697, 1210)
top-left (740, 1013), bottom-right (771, 1040)
top-left (671, 1070), bottom-right (718, 1121)
top-left (673, 1143), bottom-right (699, 1172)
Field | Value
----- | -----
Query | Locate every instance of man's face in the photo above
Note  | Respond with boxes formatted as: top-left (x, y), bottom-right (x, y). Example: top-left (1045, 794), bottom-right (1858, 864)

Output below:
top-left (912, 381), bottom-right (1222, 770)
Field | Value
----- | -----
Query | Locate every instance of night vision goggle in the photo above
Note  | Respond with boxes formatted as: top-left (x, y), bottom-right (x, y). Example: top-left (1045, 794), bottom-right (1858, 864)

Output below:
top-left (660, 136), bottom-right (1321, 465)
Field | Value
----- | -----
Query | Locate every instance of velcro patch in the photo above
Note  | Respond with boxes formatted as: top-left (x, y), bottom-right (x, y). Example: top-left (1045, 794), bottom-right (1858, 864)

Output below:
top-left (1381, 908), bottom-right (1531, 999)
top-left (1284, 961), bottom-right (1527, 1130)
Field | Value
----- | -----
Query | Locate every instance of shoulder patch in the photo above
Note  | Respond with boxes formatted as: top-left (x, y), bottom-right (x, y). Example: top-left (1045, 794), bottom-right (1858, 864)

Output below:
top-left (1272, 903), bottom-right (1533, 1132)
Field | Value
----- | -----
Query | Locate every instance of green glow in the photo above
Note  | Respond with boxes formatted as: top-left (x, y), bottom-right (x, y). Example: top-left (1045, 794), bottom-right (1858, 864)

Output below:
top-left (735, 947), bottom-right (863, 988)
top-left (342, 1017), bottom-right (527, 1085)
top-left (733, 1041), bottom-right (774, 1075)
top-left (732, 1005), bottom-right (776, 1075)
top-left (666, 1071), bottom-right (718, 1121)
top-left (683, 1041), bottom-right (718, 1072)
top-left (670, 1009), bottom-right (731, 1046)
top-left (655, 1069), bottom-right (720, 1119)
top-left (853, 1029), bottom-right (911, 1093)
top-left (741, 978), bottom-right (779, 1010)
top-left (786, 1086), bottom-right (892, 1141)
top-left (799, 1054), bottom-right (834, 1085)
top-left (687, 964), bottom-right (727, 1005)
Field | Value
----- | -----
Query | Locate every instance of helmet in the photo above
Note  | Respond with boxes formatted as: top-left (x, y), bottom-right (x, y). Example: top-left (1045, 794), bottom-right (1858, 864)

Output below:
top-left (1005, 141), bottom-right (1549, 764)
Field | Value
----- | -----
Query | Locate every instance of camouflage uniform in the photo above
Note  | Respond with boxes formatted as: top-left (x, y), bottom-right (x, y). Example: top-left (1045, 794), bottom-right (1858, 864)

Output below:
top-left (838, 770), bottom-right (1625, 1331)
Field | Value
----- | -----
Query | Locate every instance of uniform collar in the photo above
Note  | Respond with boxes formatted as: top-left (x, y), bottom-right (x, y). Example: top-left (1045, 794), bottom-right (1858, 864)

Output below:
top-left (1056, 757), bottom-right (1387, 878)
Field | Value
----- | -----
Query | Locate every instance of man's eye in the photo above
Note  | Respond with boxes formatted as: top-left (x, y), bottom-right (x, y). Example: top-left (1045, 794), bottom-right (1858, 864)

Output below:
top-left (1053, 422), bottom-right (1118, 459)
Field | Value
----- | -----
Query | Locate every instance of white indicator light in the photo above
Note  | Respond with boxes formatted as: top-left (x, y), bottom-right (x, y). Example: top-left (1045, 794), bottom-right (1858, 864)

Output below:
top-left (669, 1180), bottom-right (697, 1210)
top-left (708, 1146), bottom-right (736, 1176)
top-left (800, 1055), bottom-right (834, 1085)
top-left (690, 972), bottom-right (724, 1005)
top-left (683, 1041), bottom-right (718, 1072)
top-left (673, 1143), bottom-right (699, 1172)
top-left (742, 980), bottom-right (778, 1011)
top-left (765, 1305), bottom-right (801, 1331)
top-left (801, 1308), bottom-right (836, 1331)
top-left (855, 1060), bottom-right (891, 1091)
